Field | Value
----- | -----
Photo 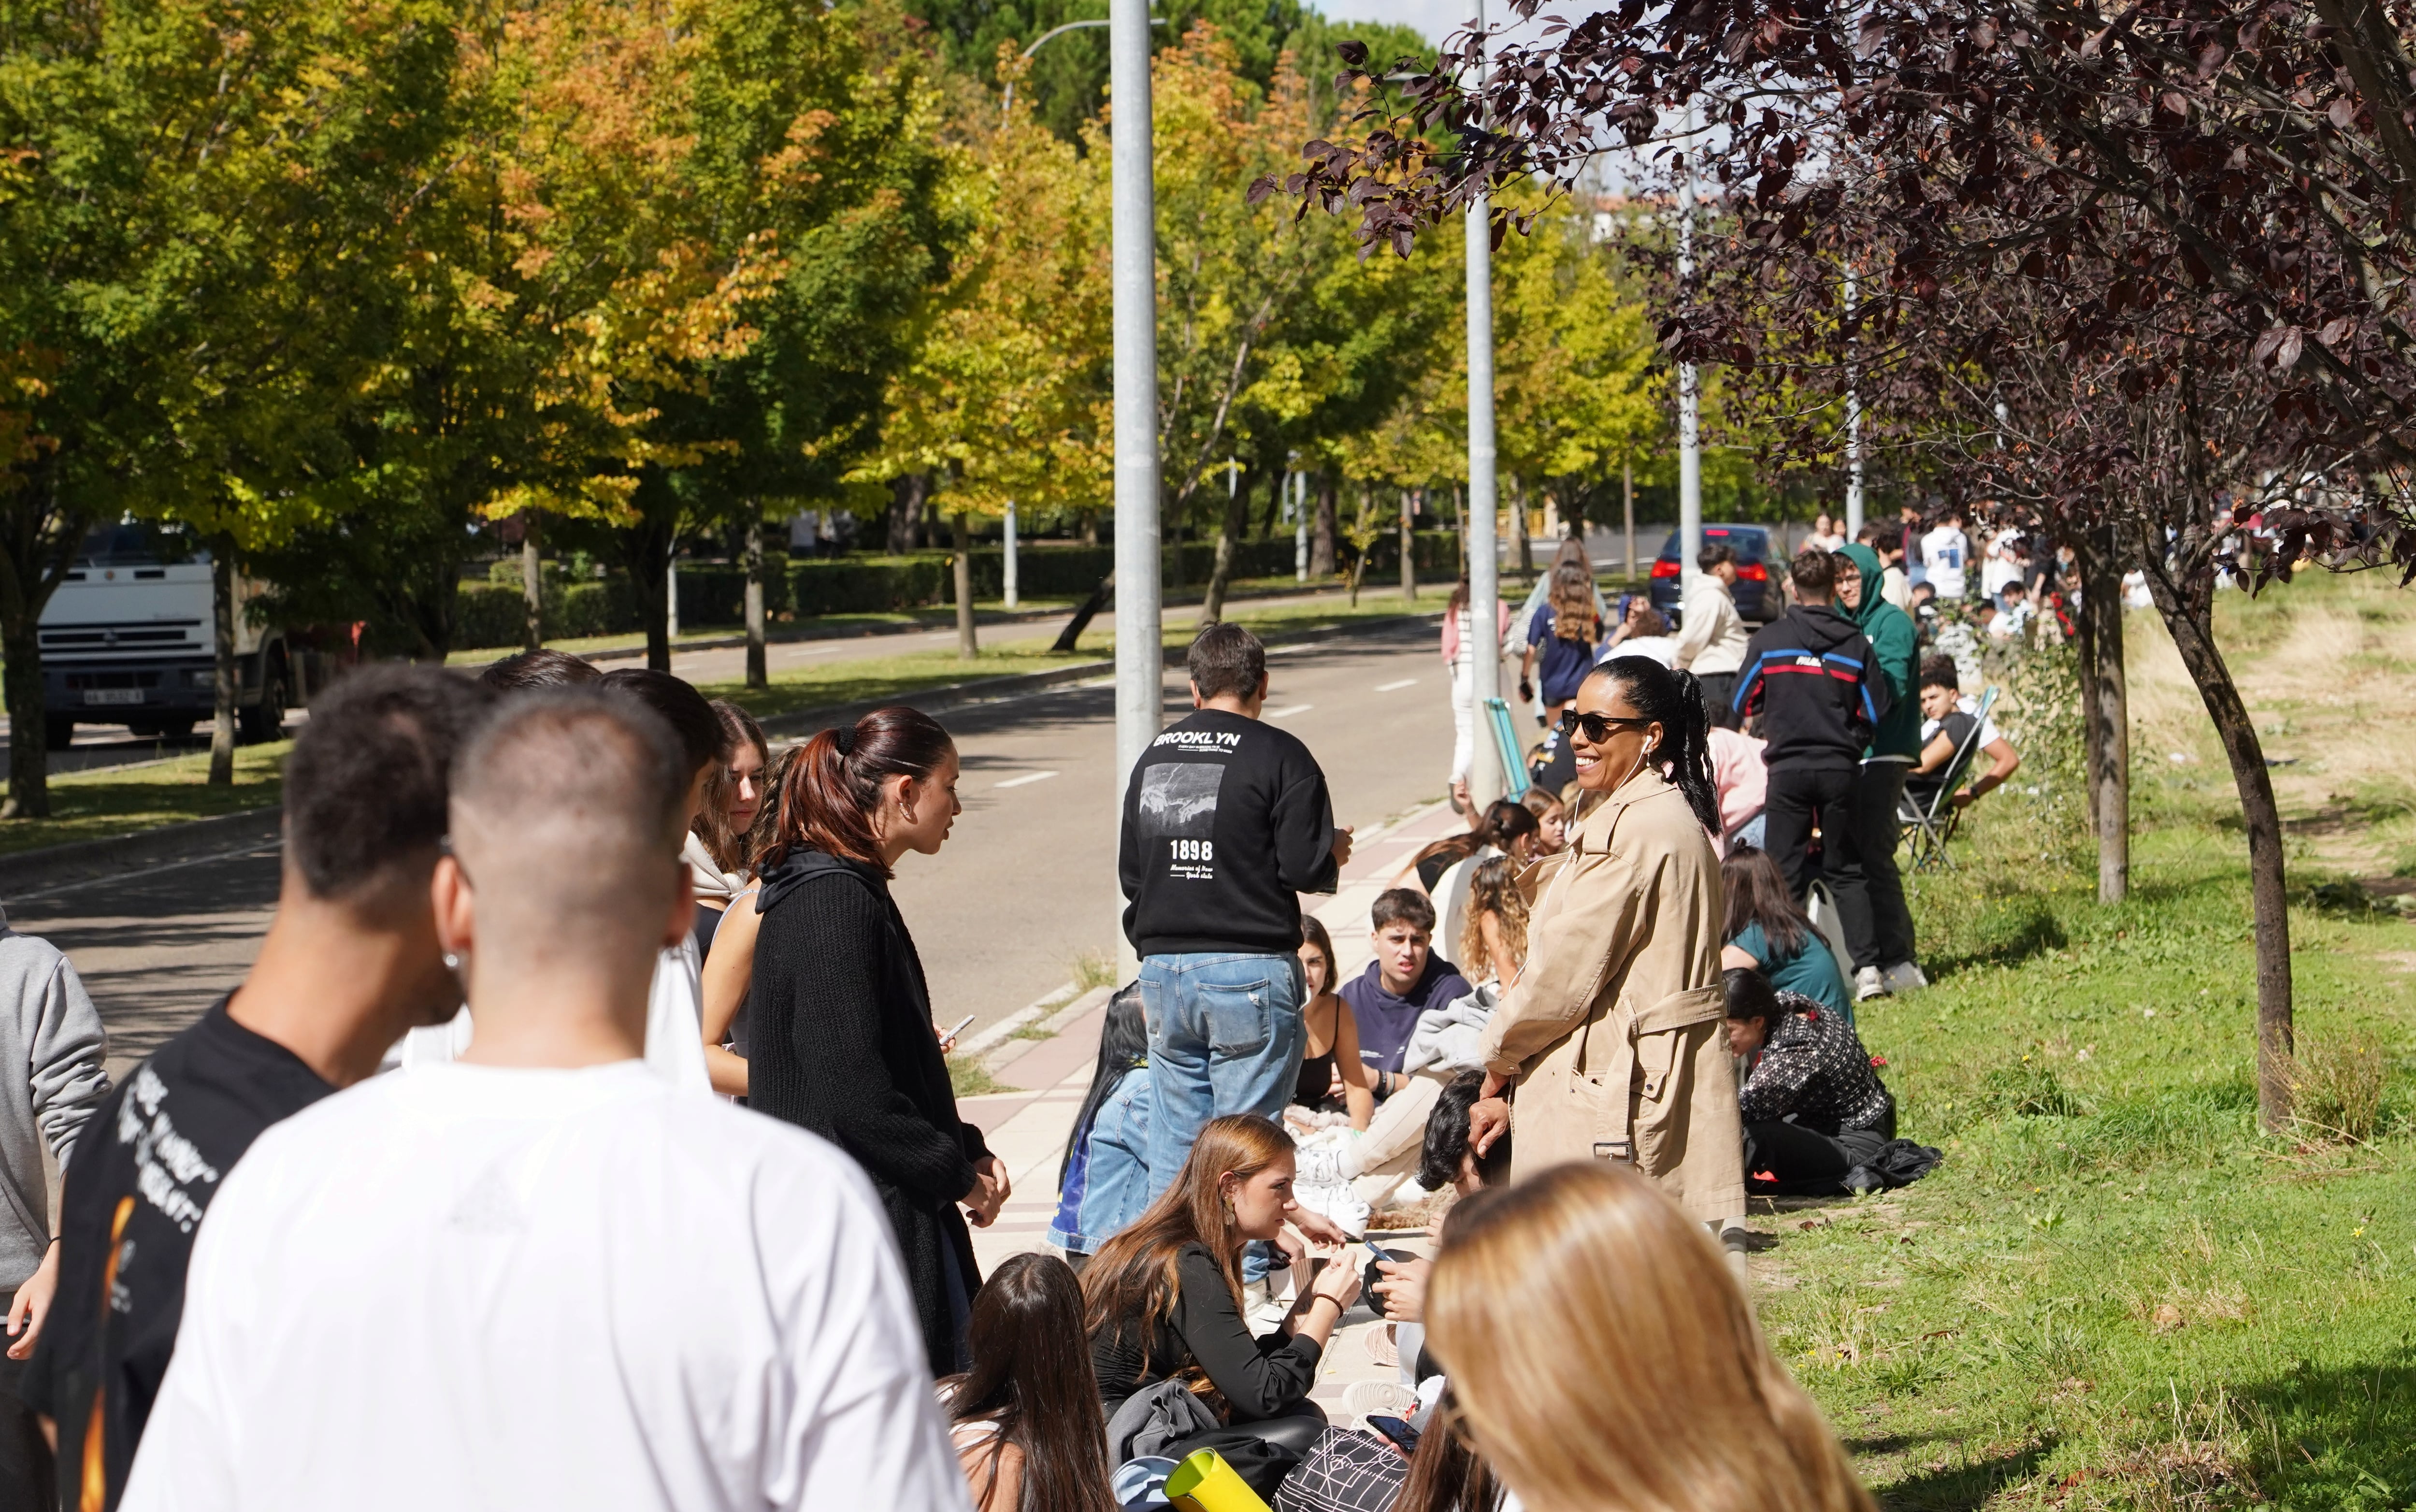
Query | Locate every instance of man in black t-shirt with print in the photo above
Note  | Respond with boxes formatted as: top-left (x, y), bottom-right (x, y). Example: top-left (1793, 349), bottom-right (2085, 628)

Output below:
top-left (22, 665), bottom-right (490, 1510)
top-left (1121, 623), bottom-right (1353, 1201)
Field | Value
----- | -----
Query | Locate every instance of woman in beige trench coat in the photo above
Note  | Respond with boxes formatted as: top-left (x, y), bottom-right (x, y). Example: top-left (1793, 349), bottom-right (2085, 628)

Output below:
top-left (1469, 657), bottom-right (1744, 1229)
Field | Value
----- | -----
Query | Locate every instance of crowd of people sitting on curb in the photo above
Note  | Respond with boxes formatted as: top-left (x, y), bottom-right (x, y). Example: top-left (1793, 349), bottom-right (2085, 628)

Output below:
top-left (0, 577), bottom-right (1987, 1512)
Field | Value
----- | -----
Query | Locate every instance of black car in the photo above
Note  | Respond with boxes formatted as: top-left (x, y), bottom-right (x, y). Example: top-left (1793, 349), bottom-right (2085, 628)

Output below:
top-left (1647, 524), bottom-right (1775, 625)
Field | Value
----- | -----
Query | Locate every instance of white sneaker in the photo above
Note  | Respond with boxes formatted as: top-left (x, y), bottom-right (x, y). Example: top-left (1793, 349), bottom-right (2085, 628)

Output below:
top-left (1293, 1180), bottom-right (1371, 1239)
top-left (1854, 965), bottom-right (1889, 1002)
top-left (1293, 1143), bottom-right (1349, 1188)
top-left (1882, 960), bottom-right (1929, 992)
top-left (1343, 1379), bottom-right (1419, 1426)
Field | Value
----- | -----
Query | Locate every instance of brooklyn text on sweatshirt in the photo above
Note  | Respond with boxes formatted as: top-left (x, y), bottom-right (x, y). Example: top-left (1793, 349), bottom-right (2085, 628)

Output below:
top-left (1120, 710), bottom-right (1340, 959)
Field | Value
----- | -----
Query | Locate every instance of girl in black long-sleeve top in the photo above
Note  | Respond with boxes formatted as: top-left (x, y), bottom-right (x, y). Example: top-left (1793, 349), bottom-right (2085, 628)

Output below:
top-left (748, 707), bottom-right (1005, 1378)
top-left (1080, 1115), bottom-right (1361, 1497)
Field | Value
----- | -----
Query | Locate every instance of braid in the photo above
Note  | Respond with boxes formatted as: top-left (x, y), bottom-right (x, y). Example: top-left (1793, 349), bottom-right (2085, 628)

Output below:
top-left (1596, 657), bottom-right (1722, 835)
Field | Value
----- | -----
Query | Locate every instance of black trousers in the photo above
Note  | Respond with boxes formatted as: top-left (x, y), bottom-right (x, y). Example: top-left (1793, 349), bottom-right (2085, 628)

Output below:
top-left (1761, 764), bottom-right (1856, 899)
top-left (0, 1291), bottom-right (54, 1512)
top-left (1831, 761), bottom-right (1914, 972)
top-left (1696, 671), bottom-right (1740, 730)
top-left (1745, 1110), bottom-right (1894, 1194)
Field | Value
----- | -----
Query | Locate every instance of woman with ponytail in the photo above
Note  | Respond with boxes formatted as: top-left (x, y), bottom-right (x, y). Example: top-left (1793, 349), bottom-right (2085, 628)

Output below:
top-left (1465, 656), bottom-right (1744, 1233)
top-left (748, 706), bottom-right (1009, 1377)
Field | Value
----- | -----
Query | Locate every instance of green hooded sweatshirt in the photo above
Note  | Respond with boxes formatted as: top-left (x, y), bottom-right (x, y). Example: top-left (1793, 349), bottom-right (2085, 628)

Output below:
top-left (1837, 542), bottom-right (1920, 760)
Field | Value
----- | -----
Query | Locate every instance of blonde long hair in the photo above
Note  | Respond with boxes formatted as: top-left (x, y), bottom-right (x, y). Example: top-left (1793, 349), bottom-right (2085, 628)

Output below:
top-left (1458, 855), bottom-right (1528, 979)
top-left (1080, 1115), bottom-right (1294, 1374)
top-left (1426, 1164), bottom-right (1876, 1512)
top-left (1547, 562), bottom-right (1598, 642)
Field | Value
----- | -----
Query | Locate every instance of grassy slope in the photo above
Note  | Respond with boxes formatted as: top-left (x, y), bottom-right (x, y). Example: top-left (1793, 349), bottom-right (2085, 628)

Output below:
top-left (0, 741), bottom-right (290, 856)
top-left (1764, 571), bottom-right (2416, 1512)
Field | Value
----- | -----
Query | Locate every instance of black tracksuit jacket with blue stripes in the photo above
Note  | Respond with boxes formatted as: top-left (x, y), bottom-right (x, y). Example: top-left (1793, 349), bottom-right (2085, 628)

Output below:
top-left (1732, 604), bottom-right (1893, 772)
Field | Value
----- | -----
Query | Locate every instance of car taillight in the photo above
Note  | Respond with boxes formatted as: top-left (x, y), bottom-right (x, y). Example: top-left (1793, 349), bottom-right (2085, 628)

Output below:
top-left (1650, 559), bottom-right (1682, 578)
top-left (1737, 562), bottom-right (1768, 581)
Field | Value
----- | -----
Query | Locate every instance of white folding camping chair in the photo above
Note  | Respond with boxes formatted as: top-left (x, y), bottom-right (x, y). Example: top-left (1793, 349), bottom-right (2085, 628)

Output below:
top-left (1898, 686), bottom-right (1999, 873)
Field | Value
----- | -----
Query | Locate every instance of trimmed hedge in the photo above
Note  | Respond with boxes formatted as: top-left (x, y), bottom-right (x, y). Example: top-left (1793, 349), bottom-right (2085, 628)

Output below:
top-left (452, 533), bottom-right (1461, 651)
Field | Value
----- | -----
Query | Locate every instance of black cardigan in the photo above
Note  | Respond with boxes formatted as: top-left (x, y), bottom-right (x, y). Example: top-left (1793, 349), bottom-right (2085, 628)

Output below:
top-left (749, 849), bottom-right (992, 1377)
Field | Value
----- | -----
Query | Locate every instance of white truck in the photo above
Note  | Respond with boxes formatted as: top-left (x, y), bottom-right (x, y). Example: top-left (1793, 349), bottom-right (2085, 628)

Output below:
top-left (36, 526), bottom-right (296, 750)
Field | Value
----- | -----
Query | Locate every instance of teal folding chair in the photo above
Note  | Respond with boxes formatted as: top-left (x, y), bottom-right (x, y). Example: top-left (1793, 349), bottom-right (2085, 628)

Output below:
top-left (1484, 697), bottom-right (1533, 800)
top-left (1898, 686), bottom-right (1999, 872)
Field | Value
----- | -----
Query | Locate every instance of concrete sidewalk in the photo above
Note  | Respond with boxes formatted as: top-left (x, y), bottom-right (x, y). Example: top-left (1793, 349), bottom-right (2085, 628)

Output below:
top-left (960, 795), bottom-right (1474, 1422)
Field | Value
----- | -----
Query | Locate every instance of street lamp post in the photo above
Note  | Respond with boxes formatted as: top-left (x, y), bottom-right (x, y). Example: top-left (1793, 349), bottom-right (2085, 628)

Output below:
top-left (1110, 0), bottom-right (1161, 975)
top-left (1464, 0), bottom-right (1504, 806)
top-left (1676, 101), bottom-right (1703, 594)
top-left (1002, 16), bottom-right (1164, 120)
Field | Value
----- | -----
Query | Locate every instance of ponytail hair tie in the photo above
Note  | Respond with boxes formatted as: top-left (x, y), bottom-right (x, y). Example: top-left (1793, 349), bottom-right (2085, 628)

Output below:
top-left (833, 725), bottom-right (857, 757)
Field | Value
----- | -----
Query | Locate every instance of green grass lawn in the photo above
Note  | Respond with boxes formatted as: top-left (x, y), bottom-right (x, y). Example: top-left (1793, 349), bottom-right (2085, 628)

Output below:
top-left (1763, 572), bottom-right (2416, 1511)
top-left (0, 740), bottom-right (290, 856)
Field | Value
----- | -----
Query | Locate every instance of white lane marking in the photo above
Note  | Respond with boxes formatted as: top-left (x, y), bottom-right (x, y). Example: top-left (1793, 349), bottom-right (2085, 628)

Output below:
top-left (995, 770), bottom-right (1061, 789)
top-left (1266, 704), bottom-right (1313, 718)
top-left (1374, 678), bottom-right (1419, 692)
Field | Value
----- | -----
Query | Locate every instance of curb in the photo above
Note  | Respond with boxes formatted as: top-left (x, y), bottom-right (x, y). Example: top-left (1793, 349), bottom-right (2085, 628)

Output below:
top-left (957, 982), bottom-right (1115, 1072)
top-left (0, 806), bottom-right (285, 903)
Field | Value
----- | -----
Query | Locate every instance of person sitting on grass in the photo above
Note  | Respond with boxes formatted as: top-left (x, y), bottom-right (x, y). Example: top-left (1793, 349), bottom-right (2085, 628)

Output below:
top-left (1724, 967), bottom-right (1897, 1195)
top-left (1361, 1070), bottom-right (1517, 1386)
top-left (1083, 1115), bottom-right (1359, 1498)
top-left (942, 1253), bottom-right (1119, 1512)
top-left (1719, 844), bottom-right (1853, 1023)
top-left (1048, 985), bottom-right (1155, 1267)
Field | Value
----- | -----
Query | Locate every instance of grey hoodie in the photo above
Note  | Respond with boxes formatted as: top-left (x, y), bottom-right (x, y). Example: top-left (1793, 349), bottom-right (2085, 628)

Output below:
top-left (0, 922), bottom-right (110, 1286)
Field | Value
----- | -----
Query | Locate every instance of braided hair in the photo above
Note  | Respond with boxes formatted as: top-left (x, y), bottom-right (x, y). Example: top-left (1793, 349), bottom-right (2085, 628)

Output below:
top-left (1589, 656), bottom-right (1720, 835)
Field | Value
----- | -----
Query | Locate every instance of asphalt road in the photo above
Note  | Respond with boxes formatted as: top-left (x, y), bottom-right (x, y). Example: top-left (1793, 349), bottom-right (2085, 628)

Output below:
top-left (14, 618), bottom-right (1473, 1077)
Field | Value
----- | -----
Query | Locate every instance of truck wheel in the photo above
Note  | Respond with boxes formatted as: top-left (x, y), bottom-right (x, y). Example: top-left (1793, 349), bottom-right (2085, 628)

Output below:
top-left (239, 655), bottom-right (288, 744)
top-left (44, 715), bottom-right (75, 751)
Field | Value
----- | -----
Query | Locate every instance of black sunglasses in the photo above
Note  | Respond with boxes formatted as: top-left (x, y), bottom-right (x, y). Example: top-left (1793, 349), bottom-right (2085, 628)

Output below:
top-left (1558, 708), bottom-right (1654, 743)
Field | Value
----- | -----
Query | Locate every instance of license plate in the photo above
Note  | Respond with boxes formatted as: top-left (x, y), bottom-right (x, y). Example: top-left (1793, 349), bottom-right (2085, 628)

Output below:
top-left (82, 689), bottom-right (144, 706)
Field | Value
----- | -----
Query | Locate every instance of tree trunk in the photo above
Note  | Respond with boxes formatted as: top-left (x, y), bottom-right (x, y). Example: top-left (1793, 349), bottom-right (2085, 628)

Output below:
top-left (887, 473), bottom-right (928, 555)
top-left (952, 511), bottom-right (977, 659)
top-left (1399, 491), bottom-right (1417, 600)
top-left (520, 511), bottom-right (543, 651)
top-left (623, 522), bottom-right (673, 674)
top-left (209, 546), bottom-right (237, 786)
top-left (1622, 459), bottom-right (1636, 588)
top-left (1310, 474), bottom-right (1337, 577)
top-left (0, 586), bottom-right (47, 820)
top-left (2132, 533), bottom-right (2290, 1127)
top-left (744, 502), bottom-right (767, 689)
top-left (1166, 507), bottom-right (1186, 590)
top-left (2074, 529), bottom-right (2129, 902)
top-left (1082, 508), bottom-right (1100, 546)
top-left (1202, 471), bottom-right (1251, 625)
top-left (1513, 478), bottom-right (1532, 577)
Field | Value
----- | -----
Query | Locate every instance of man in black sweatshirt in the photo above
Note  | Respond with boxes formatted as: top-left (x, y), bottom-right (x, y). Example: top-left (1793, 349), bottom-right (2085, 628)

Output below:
top-left (1121, 623), bottom-right (1352, 1200)
top-left (1732, 549), bottom-right (1893, 899)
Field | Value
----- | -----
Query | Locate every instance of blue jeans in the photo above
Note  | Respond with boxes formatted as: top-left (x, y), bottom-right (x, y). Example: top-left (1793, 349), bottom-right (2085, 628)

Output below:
top-left (1141, 952), bottom-right (1305, 1201)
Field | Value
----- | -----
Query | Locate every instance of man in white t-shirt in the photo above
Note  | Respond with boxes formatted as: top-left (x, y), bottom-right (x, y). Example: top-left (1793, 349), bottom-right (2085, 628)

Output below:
top-left (1919, 512), bottom-right (1971, 599)
top-left (125, 692), bottom-right (967, 1512)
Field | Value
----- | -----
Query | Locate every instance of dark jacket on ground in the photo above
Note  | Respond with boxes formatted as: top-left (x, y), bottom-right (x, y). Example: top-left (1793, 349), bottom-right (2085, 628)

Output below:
top-left (749, 847), bottom-right (990, 1378)
top-left (1091, 1241), bottom-right (1322, 1418)
top-left (1733, 604), bottom-right (1891, 771)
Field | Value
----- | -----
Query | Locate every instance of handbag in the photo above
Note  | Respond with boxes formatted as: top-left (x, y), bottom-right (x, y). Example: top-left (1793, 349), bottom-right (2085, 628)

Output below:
top-left (1271, 1428), bottom-right (1411, 1512)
